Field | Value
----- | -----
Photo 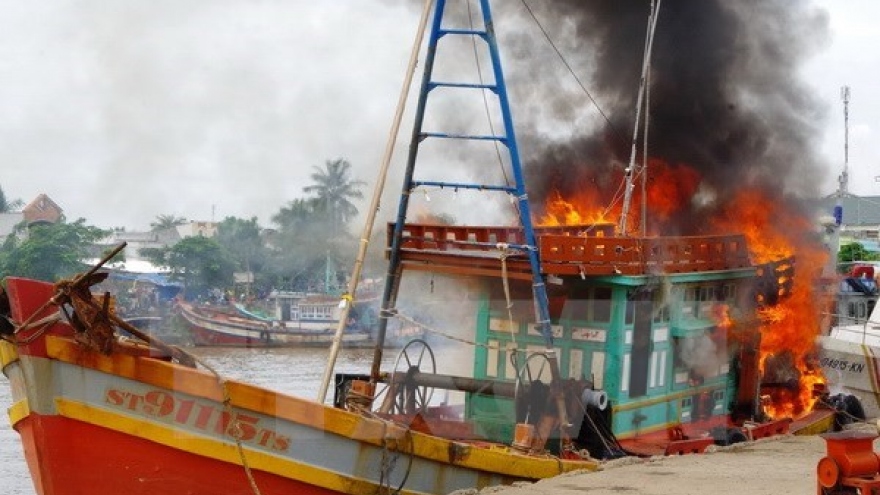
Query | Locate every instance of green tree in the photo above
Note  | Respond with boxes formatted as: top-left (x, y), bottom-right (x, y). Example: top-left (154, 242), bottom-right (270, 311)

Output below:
top-left (164, 236), bottom-right (236, 299)
top-left (216, 216), bottom-right (270, 292)
top-left (0, 219), bottom-right (111, 281)
top-left (266, 199), bottom-right (329, 291)
top-left (0, 185), bottom-right (24, 213)
top-left (271, 198), bottom-right (316, 232)
top-left (138, 246), bottom-right (168, 269)
top-left (303, 158), bottom-right (365, 232)
top-left (150, 214), bottom-right (188, 232)
top-left (838, 242), bottom-right (879, 268)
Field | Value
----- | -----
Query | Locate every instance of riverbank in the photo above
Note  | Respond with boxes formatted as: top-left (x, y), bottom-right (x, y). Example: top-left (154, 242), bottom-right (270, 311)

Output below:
top-left (453, 433), bottom-right (861, 495)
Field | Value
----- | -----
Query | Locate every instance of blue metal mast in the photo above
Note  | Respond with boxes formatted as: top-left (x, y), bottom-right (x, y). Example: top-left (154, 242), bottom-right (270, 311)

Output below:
top-left (371, 0), bottom-right (557, 384)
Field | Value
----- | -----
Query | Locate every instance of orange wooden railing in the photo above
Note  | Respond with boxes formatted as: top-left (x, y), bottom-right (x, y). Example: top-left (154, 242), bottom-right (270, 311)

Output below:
top-left (388, 223), bottom-right (752, 278)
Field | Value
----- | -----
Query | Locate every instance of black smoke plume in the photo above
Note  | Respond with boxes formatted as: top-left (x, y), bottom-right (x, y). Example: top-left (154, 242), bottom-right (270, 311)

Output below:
top-left (508, 1), bottom-right (830, 234)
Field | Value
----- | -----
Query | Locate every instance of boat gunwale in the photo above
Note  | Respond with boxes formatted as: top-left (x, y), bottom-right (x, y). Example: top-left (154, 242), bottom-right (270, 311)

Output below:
top-left (30, 334), bottom-right (597, 477)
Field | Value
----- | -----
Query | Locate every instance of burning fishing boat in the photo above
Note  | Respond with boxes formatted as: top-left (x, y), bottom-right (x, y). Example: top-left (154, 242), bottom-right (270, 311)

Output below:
top-left (0, 1), bottom-right (843, 494)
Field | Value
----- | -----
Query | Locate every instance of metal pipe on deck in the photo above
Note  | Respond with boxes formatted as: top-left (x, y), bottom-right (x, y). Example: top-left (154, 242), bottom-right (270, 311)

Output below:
top-left (387, 371), bottom-right (518, 398)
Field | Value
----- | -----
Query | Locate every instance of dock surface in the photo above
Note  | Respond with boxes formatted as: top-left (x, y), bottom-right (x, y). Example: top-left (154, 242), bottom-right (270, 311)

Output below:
top-left (454, 434), bottom-right (838, 495)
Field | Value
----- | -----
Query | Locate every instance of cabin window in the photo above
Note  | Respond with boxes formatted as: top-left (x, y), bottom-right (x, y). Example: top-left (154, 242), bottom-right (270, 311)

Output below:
top-left (672, 337), bottom-right (687, 371)
top-left (697, 287), bottom-right (716, 318)
top-left (699, 287), bottom-right (715, 302)
top-left (847, 301), bottom-right (869, 320)
top-left (627, 289), bottom-right (667, 324)
top-left (625, 297), bottom-right (635, 325)
top-left (653, 305), bottom-right (670, 323)
top-left (486, 340), bottom-right (499, 378)
top-left (591, 352), bottom-right (605, 389)
top-left (301, 305), bottom-right (333, 320)
top-left (682, 287), bottom-right (698, 318)
top-left (722, 284), bottom-right (736, 301)
top-left (648, 349), bottom-right (668, 389)
top-left (590, 287), bottom-right (612, 323)
top-left (672, 333), bottom-right (724, 383)
top-left (569, 349), bottom-right (584, 380)
top-left (683, 284), bottom-right (731, 320)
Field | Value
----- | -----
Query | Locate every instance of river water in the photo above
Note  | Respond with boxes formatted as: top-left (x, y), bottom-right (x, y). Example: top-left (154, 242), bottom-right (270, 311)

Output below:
top-left (0, 345), bottom-right (415, 495)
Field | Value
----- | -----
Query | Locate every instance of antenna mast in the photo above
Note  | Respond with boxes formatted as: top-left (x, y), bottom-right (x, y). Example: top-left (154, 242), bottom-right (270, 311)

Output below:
top-left (840, 85), bottom-right (850, 195)
top-left (619, 0), bottom-right (662, 236)
top-left (826, 86), bottom-right (850, 277)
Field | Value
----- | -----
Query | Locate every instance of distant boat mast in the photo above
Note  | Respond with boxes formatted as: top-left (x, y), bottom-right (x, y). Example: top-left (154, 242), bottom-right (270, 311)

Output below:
top-left (840, 85), bottom-right (850, 196)
top-left (827, 86), bottom-right (851, 276)
top-left (619, 0), bottom-right (662, 236)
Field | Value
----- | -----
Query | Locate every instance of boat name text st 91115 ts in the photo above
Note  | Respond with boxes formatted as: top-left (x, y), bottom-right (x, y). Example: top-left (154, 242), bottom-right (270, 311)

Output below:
top-left (105, 387), bottom-right (291, 451)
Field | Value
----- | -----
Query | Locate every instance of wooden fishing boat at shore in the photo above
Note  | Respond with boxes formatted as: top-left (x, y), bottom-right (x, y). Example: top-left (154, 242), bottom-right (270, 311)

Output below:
top-left (0, 1), bottom-right (843, 494)
top-left (176, 299), bottom-right (375, 348)
top-left (1, 272), bottom-right (602, 495)
top-left (816, 264), bottom-right (880, 420)
top-left (176, 292), bottom-right (421, 348)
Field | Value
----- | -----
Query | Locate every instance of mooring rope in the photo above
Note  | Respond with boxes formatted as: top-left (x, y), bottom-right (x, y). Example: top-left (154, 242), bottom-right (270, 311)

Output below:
top-left (384, 244), bottom-right (524, 354)
top-left (202, 363), bottom-right (264, 495)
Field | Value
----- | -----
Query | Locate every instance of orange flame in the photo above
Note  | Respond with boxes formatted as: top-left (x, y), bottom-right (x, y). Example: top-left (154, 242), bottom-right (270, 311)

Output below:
top-left (713, 188), bottom-right (828, 418)
top-left (539, 191), bottom-right (613, 227)
top-left (537, 158), bottom-right (829, 419)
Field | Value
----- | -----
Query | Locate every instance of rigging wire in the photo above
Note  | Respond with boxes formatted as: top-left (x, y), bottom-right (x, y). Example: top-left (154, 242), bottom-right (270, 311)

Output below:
top-left (641, 0), bottom-right (658, 237)
top-left (518, 0), bottom-right (628, 151)
top-left (515, 0), bottom-right (663, 237)
top-left (619, 0), bottom-right (662, 236)
top-left (464, 0), bottom-right (522, 222)
top-left (514, 0), bottom-right (636, 237)
top-left (462, 0), bottom-right (642, 229)
top-left (467, 0), bottom-right (512, 190)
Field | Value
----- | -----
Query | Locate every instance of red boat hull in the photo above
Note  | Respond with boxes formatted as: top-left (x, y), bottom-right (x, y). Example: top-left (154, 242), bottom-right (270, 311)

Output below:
top-left (16, 414), bottom-right (337, 495)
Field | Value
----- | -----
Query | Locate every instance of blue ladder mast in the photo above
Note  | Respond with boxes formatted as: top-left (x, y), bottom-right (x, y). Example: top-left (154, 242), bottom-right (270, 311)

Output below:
top-left (370, 0), bottom-right (565, 411)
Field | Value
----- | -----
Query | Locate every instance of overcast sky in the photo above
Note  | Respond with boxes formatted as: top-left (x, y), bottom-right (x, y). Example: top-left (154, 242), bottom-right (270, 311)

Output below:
top-left (1, 0), bottom-right (877, 231)
top-left (805, 0), bottom-right (880, 198)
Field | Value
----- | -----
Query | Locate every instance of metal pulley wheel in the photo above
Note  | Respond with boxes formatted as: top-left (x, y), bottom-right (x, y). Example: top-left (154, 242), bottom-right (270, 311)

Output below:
top-left (383, 338), bottom-right (437, 414)
top-left (817, 456), bottom-right (841, 490)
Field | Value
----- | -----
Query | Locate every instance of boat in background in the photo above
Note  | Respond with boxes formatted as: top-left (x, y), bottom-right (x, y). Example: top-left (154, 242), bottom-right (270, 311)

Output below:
top-left (121, 315), bottom-right (191, 346)
top-left (830, 264), bottom-right (879, 329)
top-left (176, 297), bottom-right (375, 348)
top-left (176, 289), bottom-right (421, 348)
top-left (817, 264), bottom-right (880, 420)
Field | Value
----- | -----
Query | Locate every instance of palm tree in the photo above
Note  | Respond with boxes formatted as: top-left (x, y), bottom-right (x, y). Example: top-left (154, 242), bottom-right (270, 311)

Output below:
top-left (150, 214), bottom-right (188, 232)
top-left (0, 185), bottom-right (24, 213)
top-left (303, 158), bottom-right (366, 231)
top-left (270, 198), bottom-right (316, 231)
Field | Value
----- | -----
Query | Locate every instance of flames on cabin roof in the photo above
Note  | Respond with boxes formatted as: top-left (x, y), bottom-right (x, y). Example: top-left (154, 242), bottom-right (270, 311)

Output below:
top-left (517, 1), bottom-right (832, 419)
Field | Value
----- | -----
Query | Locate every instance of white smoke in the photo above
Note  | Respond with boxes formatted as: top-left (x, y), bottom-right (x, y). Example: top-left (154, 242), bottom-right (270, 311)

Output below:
top-left (680, 334), bottom-right (726, 380)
